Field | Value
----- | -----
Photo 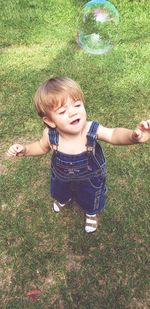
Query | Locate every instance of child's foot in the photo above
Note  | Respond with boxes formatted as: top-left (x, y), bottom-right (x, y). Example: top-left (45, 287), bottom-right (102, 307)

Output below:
top-left (53, 199), bottom-right (71, 212)
top-left (85, 214), bottom-right (97, 233)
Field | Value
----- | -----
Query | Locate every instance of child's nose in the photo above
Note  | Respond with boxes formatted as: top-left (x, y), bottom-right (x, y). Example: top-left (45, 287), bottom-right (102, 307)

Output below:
top-left (68, 106), bottom-right (77, 117)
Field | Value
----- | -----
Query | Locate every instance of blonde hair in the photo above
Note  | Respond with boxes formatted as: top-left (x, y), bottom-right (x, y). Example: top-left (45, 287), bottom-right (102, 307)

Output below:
top-left (34, 77), bottom-right (85, 119)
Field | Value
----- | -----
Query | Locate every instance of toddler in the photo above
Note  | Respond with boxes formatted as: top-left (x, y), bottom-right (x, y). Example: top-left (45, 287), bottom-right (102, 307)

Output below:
top-left (7, 77), bottom-right (150, 233)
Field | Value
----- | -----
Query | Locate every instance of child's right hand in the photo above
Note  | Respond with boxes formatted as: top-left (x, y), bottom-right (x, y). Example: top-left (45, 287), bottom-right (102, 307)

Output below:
top-left (7, 144), bottom-right (26, 157)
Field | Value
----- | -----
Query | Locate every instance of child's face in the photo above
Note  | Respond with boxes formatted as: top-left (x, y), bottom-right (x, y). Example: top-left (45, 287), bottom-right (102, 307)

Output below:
top-left (44, 96), bottom-right (87, 134)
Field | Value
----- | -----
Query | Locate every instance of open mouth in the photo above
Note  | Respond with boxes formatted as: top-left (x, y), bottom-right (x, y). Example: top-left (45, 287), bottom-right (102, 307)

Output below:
top-left (70, 119), bottom-right (80, 125)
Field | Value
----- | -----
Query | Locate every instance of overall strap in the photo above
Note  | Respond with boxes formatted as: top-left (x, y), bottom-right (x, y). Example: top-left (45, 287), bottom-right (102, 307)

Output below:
top-left (48, 127), bottom-right (59, 149)
top-left (86, 121), bottom-right (99, 151)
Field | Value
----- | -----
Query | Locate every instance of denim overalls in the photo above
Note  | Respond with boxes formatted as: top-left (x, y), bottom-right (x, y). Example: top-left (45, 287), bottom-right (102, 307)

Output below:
top-left (48, 121), bottom-right (107, 215)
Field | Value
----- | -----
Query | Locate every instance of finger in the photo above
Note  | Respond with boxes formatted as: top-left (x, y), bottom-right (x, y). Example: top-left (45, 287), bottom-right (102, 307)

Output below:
top-left (13, 145), bottom-right (21, 152)
top-left (6, 145), bottom-right (21, 156)
top-left (133, 128), bottom-right (142, 140)
top-left (146, 120), bottom-right (150, 128)
top-left (15, 147), bottom-right (21, 153)
top-left (7, 149), bottom-right (17, 156)
top-left (14, 144), bottom-right (24, 153)
top-left (139, 120), bottom-right (150, 130)
top-left (16, 151), bottom-right (24, 157)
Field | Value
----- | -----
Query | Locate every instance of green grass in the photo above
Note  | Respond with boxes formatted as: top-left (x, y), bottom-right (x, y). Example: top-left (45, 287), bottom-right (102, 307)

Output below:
top-left (1, 0), bottom-right (150, 308)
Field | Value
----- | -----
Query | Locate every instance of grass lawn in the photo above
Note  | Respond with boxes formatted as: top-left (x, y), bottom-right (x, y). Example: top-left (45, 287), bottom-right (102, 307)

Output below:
top-left (1, 0), bottom-right (150, 308)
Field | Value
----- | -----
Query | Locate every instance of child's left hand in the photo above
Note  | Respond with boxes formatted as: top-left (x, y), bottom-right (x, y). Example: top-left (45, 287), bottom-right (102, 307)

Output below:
top-left (132, 119), bottom-right (150, 143)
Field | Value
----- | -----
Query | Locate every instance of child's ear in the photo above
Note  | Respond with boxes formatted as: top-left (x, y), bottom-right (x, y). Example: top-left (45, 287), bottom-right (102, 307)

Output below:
top-left (42, 116), bottom-right (56, 128)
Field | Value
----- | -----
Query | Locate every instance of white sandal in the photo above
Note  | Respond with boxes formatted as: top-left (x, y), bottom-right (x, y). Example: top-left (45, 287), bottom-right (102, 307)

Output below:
top-left (85, 214), bottom-right (97, 233)
top-left (53, 199), bottom-right (71, 212)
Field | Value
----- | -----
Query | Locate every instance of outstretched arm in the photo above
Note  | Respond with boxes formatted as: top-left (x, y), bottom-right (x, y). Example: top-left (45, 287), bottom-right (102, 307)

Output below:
top-left (7, 128), bottom-right (50, 157)
top-left (97, 119), bottom-right (150, 145)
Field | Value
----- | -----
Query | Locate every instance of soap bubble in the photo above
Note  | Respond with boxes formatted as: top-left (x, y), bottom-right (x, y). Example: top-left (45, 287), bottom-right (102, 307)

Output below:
top-left (77, 0), bottom-right (119, 55)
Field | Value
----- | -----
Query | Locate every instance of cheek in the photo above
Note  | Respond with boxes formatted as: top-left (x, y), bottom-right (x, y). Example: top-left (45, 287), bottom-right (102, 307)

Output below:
top-left (57, 116), bottom-right (67, 125)
top-left (81, 106), bottom-right (86, 112)
top-left (81, 109), bottom-right (86, 117)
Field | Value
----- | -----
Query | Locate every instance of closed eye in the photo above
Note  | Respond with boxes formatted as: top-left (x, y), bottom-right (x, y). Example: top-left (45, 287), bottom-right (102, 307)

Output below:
top-left (58, 110), bottom-right (66, 115)
top-left (74, 102), bottom-right (81, 107)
